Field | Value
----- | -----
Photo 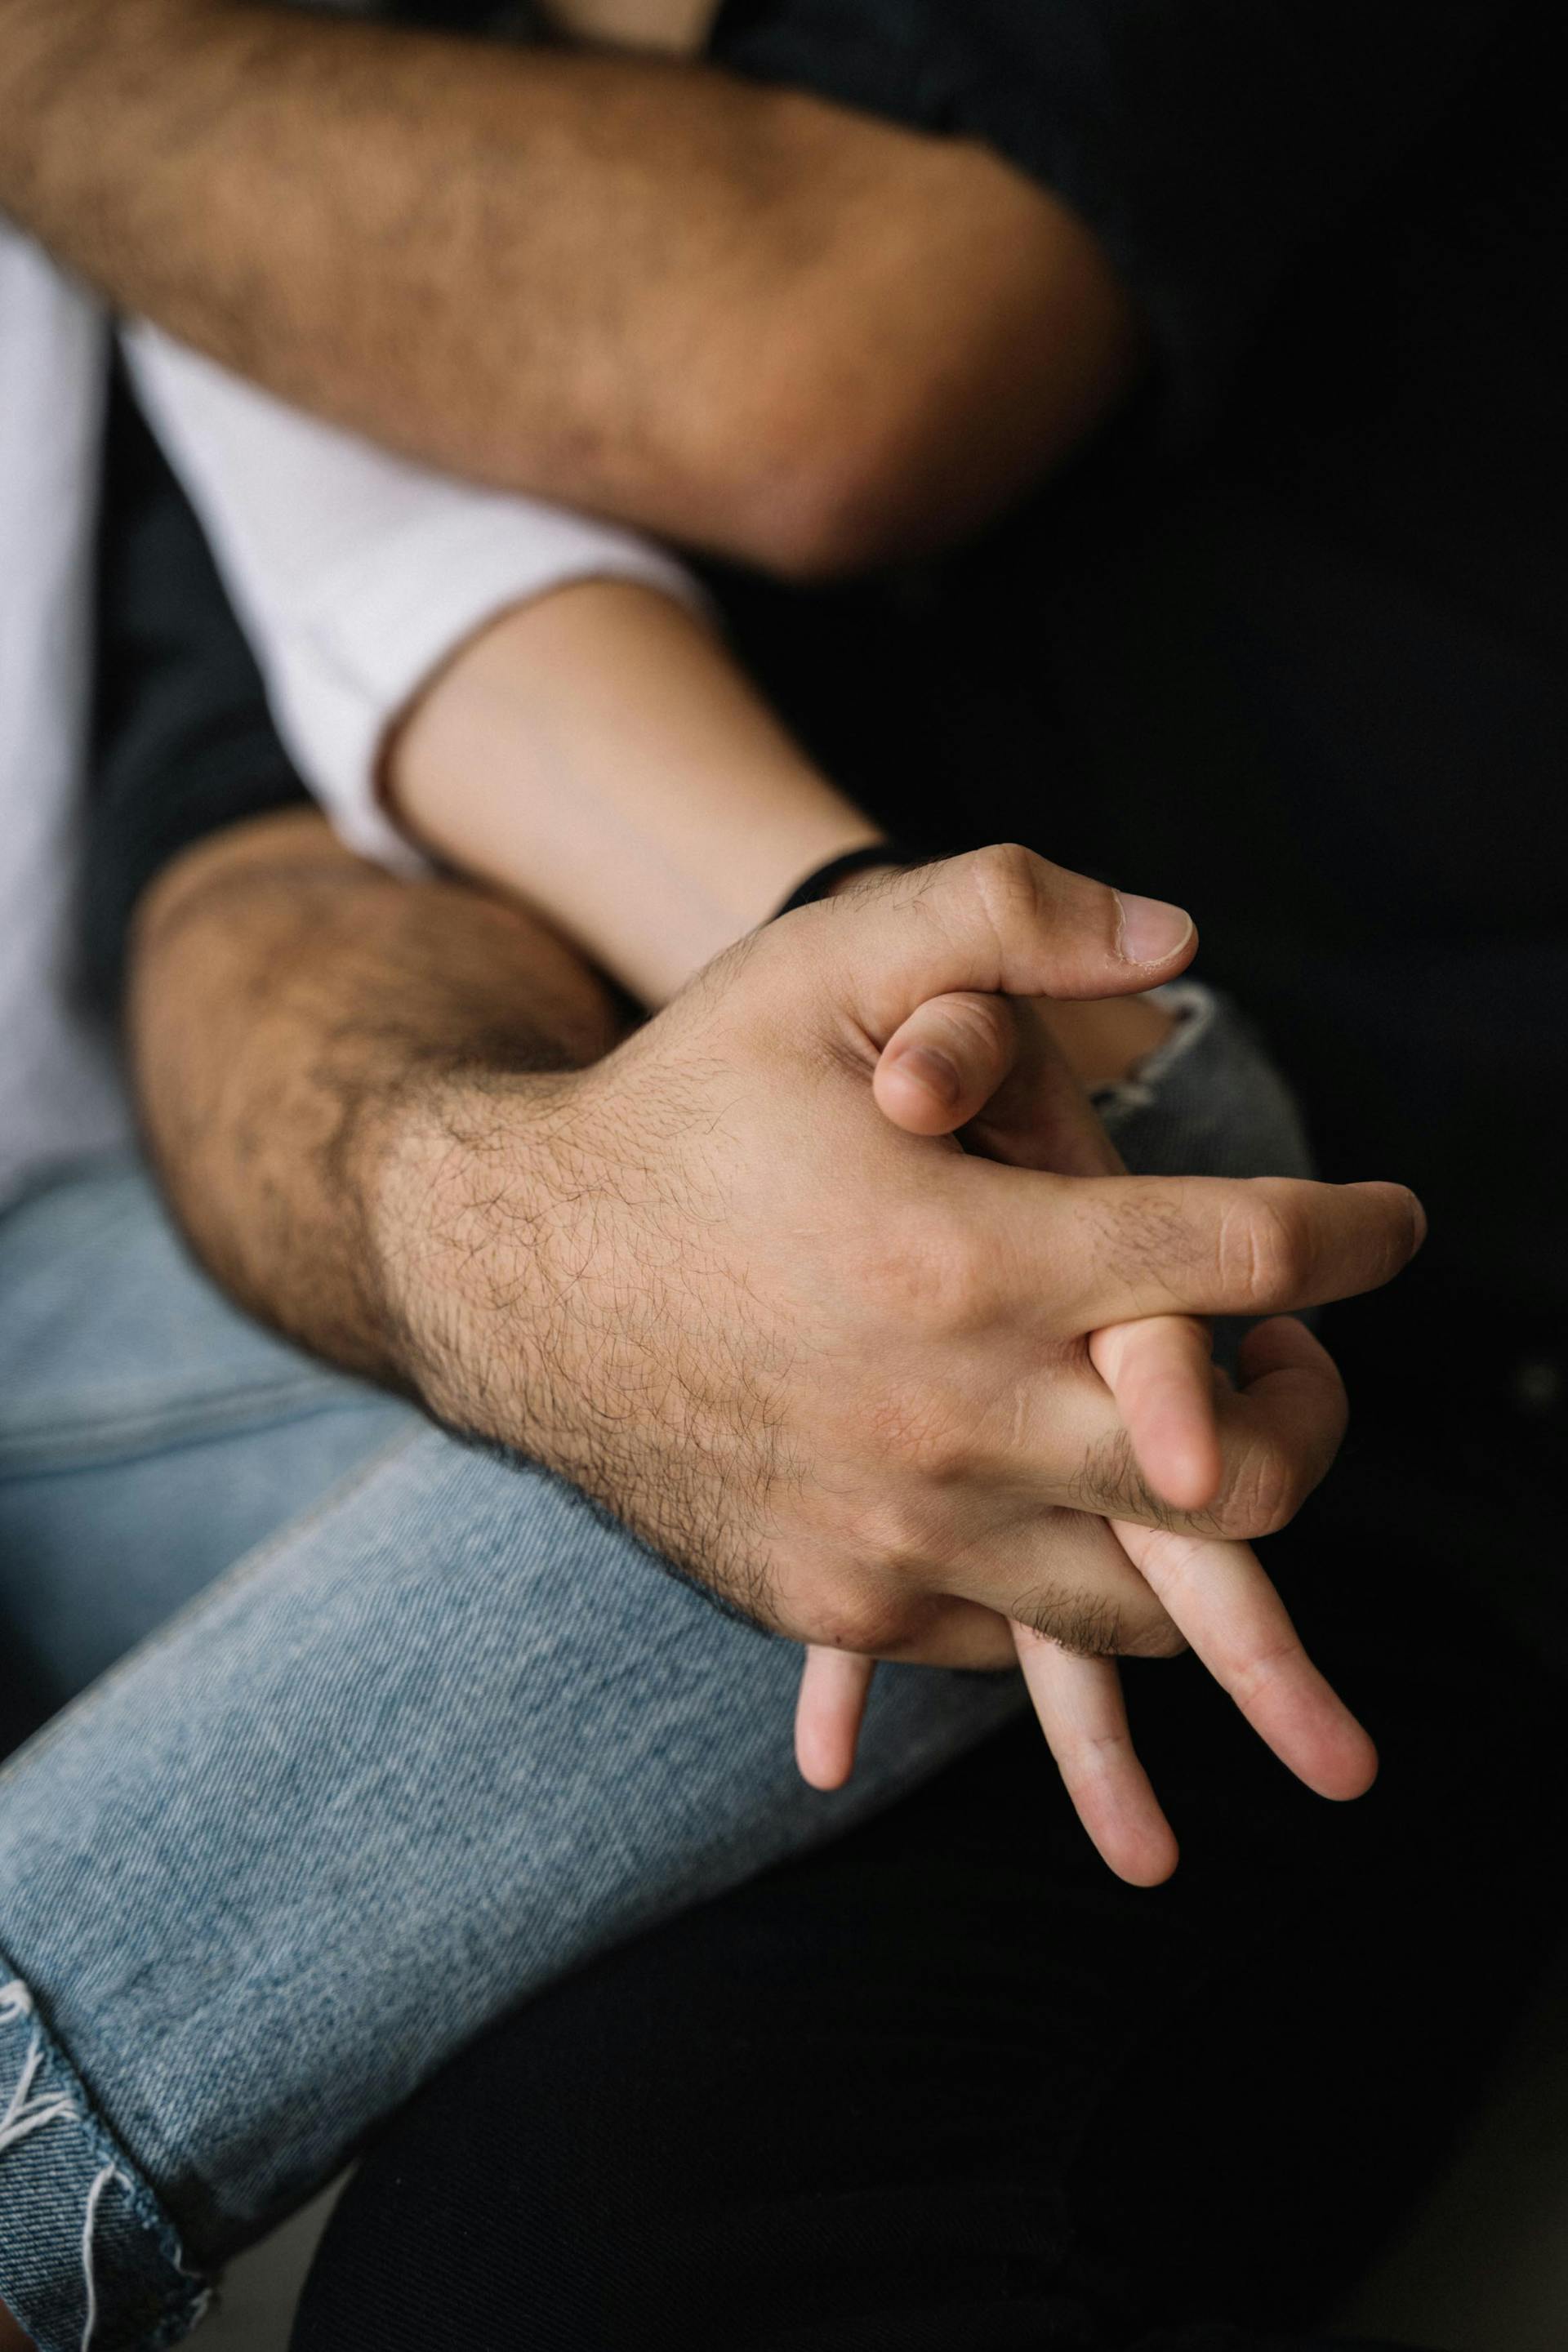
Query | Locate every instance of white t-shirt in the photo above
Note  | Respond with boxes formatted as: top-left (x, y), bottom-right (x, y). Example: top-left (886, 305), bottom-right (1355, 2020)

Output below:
top-left (0, 234), bottom-right (699, 1207)
top-left (0, 232), bottom-right (128, 1205)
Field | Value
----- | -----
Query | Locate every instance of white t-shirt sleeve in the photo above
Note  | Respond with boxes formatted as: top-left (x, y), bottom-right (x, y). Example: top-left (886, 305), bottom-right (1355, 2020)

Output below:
top-left (122, 323), bottom-right (708, 873)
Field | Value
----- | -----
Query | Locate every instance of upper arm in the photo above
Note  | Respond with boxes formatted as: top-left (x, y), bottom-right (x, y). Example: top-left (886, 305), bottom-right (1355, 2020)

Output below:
top-left (704, 114), bottom-right (1141, 577)
top-left (710, 0), bottom-right (1518, 570)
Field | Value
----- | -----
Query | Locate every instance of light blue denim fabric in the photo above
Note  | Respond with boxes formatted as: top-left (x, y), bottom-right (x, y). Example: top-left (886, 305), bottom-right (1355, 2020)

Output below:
top-left (0, 984), bottom-right (1311, 2352)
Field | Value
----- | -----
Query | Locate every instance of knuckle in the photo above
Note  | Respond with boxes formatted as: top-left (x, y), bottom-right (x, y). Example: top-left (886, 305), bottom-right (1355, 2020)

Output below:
top-left (967, 842), bottom-right (1043, 940)
top-left (929, 991), bottom-right (1012, 1070)
top-left (1229, 1630), bottom-right (1303, 1717)
top-left (862, 1213), bottom-right (991, 1335)
top-left (972, 840), bottom-right (1039, 898)
top-left (1222, 1186), bottom-right (1312, 1308)
top-left (840, 1483), bottom-right (946, 1579)
top-left (863, 1384), bottom-right (973, 1484)
top-left (1214, 1441), bottom-right (1303, 1540)
top-left (809, 1591), bottom-right (915, 1658)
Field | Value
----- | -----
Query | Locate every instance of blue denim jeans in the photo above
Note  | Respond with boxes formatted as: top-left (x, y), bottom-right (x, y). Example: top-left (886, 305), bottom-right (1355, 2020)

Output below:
top-left (0, 986), bottom-right (1309, 2352)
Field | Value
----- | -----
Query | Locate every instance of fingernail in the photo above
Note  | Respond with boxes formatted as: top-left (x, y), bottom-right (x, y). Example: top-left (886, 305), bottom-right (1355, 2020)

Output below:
top-left (1407, 1191), bottom-right (1428, 1250)
top-left (889, 1045), bottom-right (960, 1107)
top-left (1116, 892), bottom-right (1195, 965)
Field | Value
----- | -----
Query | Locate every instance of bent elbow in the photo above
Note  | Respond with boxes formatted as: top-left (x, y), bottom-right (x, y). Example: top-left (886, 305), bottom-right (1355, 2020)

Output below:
top-left (728, 409), bottom-right (942, 584)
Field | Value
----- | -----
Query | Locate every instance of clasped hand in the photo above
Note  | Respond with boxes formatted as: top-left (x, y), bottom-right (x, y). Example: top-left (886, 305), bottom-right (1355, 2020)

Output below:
top-left (797, 902), bottom-right (1400, 1883)
top-left (388, 847), bottom-right (1423, 1885)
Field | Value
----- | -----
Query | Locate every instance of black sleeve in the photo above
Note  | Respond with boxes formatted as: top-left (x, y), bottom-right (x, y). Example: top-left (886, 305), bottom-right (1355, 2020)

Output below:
top-left (82, 368), bottom-right (311, 1013)
top-left (712, 0), bottom-right (1522, 433)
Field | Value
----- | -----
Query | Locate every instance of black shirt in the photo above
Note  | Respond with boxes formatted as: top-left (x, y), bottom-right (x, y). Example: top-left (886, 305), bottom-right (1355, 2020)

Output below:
top-left (709, 0), bottom-right (1568, 1350)
top-left (91, 0), bottom-right (1567, 1388)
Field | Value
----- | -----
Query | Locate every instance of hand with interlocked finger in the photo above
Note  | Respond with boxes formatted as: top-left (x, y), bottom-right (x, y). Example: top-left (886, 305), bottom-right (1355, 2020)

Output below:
top-left (381, 844), bottom-right (1420, 1892)
top-left (794, 968), bottom-right (1398, 1886)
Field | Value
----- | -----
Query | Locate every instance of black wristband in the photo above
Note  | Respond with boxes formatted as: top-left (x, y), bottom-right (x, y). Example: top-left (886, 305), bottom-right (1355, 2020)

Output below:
top-left (773, 843), bottom-right (916, 920)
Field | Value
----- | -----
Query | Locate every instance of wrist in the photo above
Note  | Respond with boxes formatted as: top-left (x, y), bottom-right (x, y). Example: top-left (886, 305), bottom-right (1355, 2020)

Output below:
top-left (773, 840), bottom-right (906, 917)
top-left (386, 581), bottom-right (889, 1009)
top-left (365, 1062), bottom-right (586, 1438)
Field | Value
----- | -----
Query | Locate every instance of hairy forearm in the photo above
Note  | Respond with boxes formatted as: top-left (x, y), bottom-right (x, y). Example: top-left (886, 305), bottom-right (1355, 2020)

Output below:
top-left (0, 0), bottom-right (1136, 571)
top-left (127, 808), bottom-right (623, 1384)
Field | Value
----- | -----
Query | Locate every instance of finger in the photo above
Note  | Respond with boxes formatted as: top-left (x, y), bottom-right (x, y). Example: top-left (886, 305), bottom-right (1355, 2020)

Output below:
top-left (964, 1001), bottom-right (1126, 1179)
top-left (1019, 1316), bottom-right (1349, 1541)
top-left (780, 1579), bottom-right (1022, 1672)
top-left (1113, 1517), bottom-right (1378, 1802)
top-left (794, 1647), bottom-right (876, 1790)
top-left (875, 991), bottom-right (1125, 1178)
top-left (1090, 1316), bottom-right (1222, 1515)
top-left (806, 843), bottom-right (1196, 1049)
top-left (874, 992), bottom-right (1019, 1136)
top-left (991, 1505), bottom-right (1181, 1659)
top-left (1012, 1623), bottom-right (1178, 1886)
top-left (984, 1169), bottom-right (1426, 1332)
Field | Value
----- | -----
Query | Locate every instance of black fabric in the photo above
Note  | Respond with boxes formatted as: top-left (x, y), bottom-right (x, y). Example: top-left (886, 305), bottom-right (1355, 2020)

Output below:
top-left (293, 1405), bottom-right (1559, 2352)
top-left (67, 2), bottom-right (1563, 2339)
top-left (86, 0), bottom-right (1568, 1346)
top-left (0, 1651), bottom-right (48, 1763)
top-left (698, 0), bottom-right (1568, 1353)
top-left (716, 0), bottom-right (1517, 439)
top-left (83, 368), bottom-right (310, 1014)
top-left (278, 7), bottom-right (1568, 2339)
top-left (773, 840), bottom-right (915, 917)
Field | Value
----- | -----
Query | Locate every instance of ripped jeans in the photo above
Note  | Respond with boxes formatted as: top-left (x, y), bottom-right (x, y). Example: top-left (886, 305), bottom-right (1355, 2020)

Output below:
top-left (0, 985), bottom-right (1309, 2352)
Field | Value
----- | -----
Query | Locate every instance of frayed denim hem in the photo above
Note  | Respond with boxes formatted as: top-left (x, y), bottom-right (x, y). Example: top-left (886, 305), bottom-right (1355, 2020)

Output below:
top-left (0, 1969), bottom-right (211, 2352)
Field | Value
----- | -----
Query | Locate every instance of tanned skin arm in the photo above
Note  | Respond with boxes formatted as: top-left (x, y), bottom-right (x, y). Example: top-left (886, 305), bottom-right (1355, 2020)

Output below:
top-left (0, 0), bottom-right (1138, 572)
top-left (127, 809), bottom-right (626, 1383)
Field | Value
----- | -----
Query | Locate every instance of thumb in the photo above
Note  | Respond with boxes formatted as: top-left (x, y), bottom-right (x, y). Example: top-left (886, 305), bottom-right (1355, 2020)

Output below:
top-left (875, 991), bottom-right (1124, 1178)
top-left (873, 991), bottom-right (1018, 1135)
top-left (808, 844), bottom-right (1194, 1049)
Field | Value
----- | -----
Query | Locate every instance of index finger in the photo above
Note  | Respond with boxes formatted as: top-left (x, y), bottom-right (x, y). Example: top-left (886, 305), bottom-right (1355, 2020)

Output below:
top-left (1112, 1517), bottom-right (1378, 1802)
top-left (1011, 1625), bottom-right (1179, 1887)
top-left (1089, 1314), bottom-right (1222, 1515)
top-left (803, 843), bottom-right (1197, 1049)
top-left (990, 1169), bottom-right (1426, 1331)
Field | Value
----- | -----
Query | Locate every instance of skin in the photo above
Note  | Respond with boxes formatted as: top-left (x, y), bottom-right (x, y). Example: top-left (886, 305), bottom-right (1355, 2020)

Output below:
top-left (387, 580), bottom-right (1316, 1844)
top-left (387, 582), bottom-right (890, 1008)
top-left (384, 581), bottom-right (1207, 1845)
top-left (0, 0), bottom-right (1138, 575)
top-left (0, 831), bottom-right (1409, 2349)
top-left (0, 7), bottom-right (1403, 2342)
top-left (389, 579), bottom-right (1174, 1086)
top-left (131, 823), bottom-right (1414, 1853)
